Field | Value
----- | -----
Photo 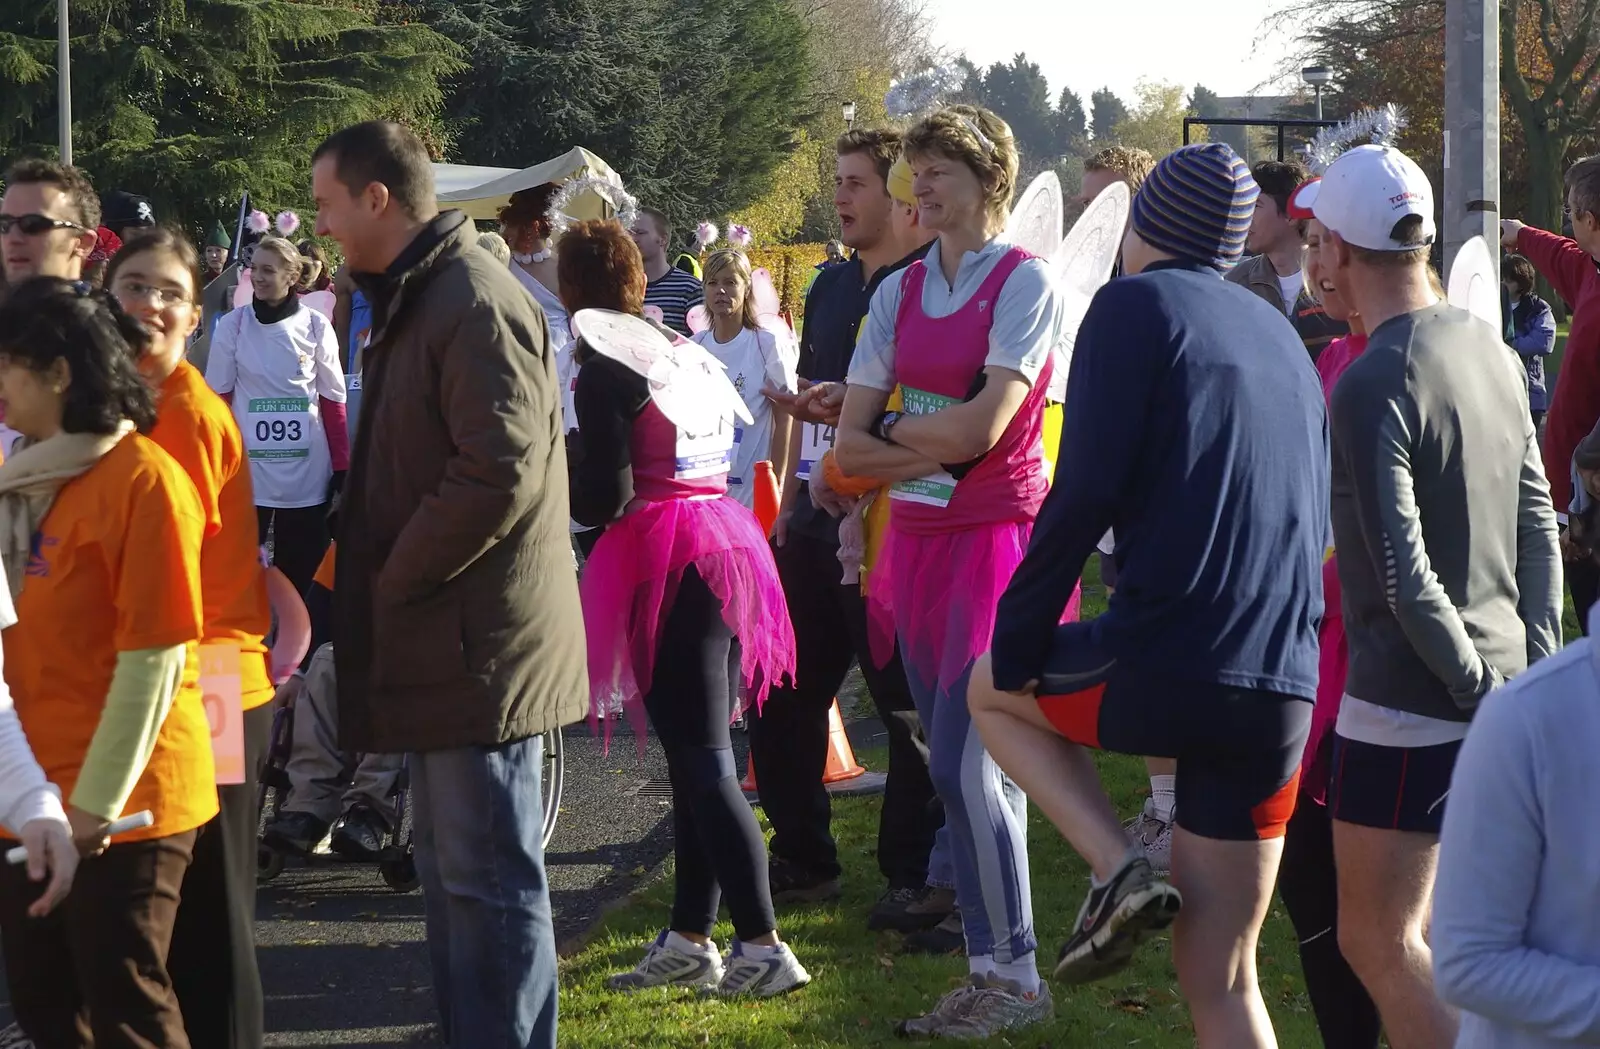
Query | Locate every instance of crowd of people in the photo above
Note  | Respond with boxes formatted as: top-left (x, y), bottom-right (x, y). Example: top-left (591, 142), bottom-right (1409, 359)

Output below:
top-left (0, 94), bottom-right (1594, 1049)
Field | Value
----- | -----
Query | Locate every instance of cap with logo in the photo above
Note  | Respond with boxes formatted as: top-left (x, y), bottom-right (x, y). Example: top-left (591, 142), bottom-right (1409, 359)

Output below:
top-left (1297, 144), bottom-right (1435, 252)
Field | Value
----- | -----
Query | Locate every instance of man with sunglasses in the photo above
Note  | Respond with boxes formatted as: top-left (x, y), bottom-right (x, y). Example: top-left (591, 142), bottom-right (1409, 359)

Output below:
top-left (0, 159), bottom-right (100, 289)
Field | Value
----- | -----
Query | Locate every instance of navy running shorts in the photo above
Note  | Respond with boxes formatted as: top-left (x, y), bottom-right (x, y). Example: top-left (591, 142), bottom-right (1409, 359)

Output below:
top-left (1327, 733), bottom-right (1461, 835)
top-left (1032, 622), bottom-right (1311, 841)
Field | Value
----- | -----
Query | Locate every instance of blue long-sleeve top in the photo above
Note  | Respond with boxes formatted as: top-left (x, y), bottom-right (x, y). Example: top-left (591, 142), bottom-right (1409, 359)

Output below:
top-left (1433, 604), bottom-right (1600, 1048)
top-left (1509, 293), bottom-right (1557, 411)
top-left (990, 260), bottom-right (1327, 699)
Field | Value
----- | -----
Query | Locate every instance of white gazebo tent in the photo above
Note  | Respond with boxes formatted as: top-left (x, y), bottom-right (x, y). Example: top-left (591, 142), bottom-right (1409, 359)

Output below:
top-left (433, 147), bottom-right (627, 222)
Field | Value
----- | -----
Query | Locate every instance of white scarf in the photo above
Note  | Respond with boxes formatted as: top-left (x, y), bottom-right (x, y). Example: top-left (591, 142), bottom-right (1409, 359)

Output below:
top-left (0, 423), bottom-right (134, 601)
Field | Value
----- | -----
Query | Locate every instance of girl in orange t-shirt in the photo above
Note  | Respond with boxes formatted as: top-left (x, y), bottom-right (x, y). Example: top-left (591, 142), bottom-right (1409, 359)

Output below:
top-left (0, 277), bottom-right (215, 1048)
top-left (108, 229), bottom-right (274, 1049)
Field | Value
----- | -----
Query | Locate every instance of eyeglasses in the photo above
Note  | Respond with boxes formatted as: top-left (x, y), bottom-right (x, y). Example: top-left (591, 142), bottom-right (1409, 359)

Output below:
top-left (114, 280), bottom-right (191, 308)
top-left (0, 213), bottom-right (87, 237)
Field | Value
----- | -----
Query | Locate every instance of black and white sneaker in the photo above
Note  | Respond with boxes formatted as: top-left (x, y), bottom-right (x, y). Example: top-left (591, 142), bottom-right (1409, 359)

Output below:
top-left (607, 930), bottom-right (724, 991)
top-left (710, 940), bottom-right (811, 998)
top-left (0, 1023), bottom-right (33, 1048)
top-left (1053, 855), bottom-right (1181, 985)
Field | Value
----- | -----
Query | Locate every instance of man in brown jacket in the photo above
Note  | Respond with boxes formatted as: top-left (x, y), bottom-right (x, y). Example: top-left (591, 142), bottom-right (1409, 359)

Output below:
top-left (311, 120), bottom-right (585, 1049)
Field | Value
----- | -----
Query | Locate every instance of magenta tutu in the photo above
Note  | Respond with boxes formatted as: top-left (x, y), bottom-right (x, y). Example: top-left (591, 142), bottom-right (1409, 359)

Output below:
top-left (582, 495), bottom-right (796, 747)
top-left (868, 520), bottom-right (1080, 686)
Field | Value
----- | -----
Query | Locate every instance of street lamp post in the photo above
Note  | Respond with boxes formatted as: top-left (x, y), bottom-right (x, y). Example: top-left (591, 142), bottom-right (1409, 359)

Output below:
top-left (57, 0), bottom-right (71, 166)
top-left (1301, 66), bottom-right (1334, 121)
top-left (842, 101), bottom-right (857, 131)
top-left (1444, 0), bottom-right (1499, 282)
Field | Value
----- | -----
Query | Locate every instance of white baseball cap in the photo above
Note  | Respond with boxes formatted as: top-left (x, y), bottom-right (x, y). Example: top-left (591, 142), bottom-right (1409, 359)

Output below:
top-left (1300, 144), bottom-right (1436, 252)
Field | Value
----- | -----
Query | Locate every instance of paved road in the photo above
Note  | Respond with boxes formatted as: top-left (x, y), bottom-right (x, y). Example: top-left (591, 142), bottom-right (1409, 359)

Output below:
top-left (0, 724), bottom-right (703, 1048)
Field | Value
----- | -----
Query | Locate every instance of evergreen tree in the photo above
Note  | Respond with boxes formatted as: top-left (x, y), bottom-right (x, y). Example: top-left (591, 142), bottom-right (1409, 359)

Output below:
top-left (1090, 87), bottom-right (1128, 142)
top-left (0, 0), bottom-right (464, 229)
top-left (1056, 86), bottom-right (1087, 155)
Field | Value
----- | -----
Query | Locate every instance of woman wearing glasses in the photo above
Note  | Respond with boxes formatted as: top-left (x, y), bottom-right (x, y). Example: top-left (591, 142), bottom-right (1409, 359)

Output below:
top-left (109, 230), bottom-right (275, 1049)
top-left (204, 235), bottom-right (348, 598)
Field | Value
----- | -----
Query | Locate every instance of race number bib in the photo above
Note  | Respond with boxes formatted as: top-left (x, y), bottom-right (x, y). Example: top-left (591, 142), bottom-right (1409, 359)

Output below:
top-left (676, 417), bottom-right (734, 480)
top-left (200, 643), bottom-right (245, 786)
top-left (889, 386), bottom-right (960, 508)
top-left (796, 421), bottom-right (835, 482)
top-left (246, 397), bottom-right (313, 461)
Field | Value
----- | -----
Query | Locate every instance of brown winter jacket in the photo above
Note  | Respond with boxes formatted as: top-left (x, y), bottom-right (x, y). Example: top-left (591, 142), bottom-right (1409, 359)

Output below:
top-left (1226, 252), bottom-right (1348, 362)
top-left (333, 211), bottom-right (587, 753)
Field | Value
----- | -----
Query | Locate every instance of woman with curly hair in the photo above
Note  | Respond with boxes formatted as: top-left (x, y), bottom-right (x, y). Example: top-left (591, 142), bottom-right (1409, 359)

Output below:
top-left (500, 184), bottom-right (570, 349)
top-left (0, 277), bottom-right (219, 1047)
top-left (560, 220), bottom-right (806, 998)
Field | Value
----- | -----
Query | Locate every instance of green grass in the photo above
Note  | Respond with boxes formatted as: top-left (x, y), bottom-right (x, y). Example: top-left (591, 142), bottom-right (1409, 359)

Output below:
top-left (554, 561), bottom-right (1325, 1048)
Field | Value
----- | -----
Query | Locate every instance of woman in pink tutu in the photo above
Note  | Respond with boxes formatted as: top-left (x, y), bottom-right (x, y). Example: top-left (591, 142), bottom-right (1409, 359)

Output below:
top-left (1273, 176), bottom-right (1381, 1049)
top-left (835, 105), bottom-right (1070, 1038)
top-left (558, 220), bottom-right (808, 999)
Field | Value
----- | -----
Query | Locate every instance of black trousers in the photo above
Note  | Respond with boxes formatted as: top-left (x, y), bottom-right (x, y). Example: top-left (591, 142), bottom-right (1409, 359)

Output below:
top-left (168, 701), bottom-right (273, 1049)
top-left (256, 503), bottom-right (330, 601)
top-left (644, 567), bottom-right (776, 940)
top-left (1278, 791), bottom-right (1381, 1049)
top-left (747, 531), bottom-right (939, 889)
top-left (1570, 554), bottom-right (1598, 636)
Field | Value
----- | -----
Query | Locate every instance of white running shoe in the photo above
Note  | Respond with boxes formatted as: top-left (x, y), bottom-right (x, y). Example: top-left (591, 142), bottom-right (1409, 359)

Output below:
top-left (711, 940), bottom-right (811, 998)
top-left (607, 930), bottom-right (725, 991)
top-left (1122, 797), bottom-right (1173, 877)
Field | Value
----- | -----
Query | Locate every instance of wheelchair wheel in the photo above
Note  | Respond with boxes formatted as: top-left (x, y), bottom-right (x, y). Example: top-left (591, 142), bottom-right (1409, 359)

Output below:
top-left (540, 727), bottom-right (563, 850)
top-left (379, 854), bottom-right (419, 893)
top-left (258, 845), bottom-right (285, 883)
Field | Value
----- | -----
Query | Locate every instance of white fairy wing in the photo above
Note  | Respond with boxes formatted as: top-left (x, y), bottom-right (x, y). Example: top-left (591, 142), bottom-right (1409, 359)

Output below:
top-left (1048, 181), bottom-right (1130, 402)
top-left (300, 290), bottom-right (336, 322)
top-left (1004, 171), bottom-right (1064, 260)
top-left (1447, 235), bottom-right (1501, 331)
top-left (569, 309), bottom-right (753, 431)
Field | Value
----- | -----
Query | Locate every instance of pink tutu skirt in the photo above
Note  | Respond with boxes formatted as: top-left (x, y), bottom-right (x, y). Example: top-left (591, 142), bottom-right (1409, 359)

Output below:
top-left (581, 495), bottom-right (796, 749)
top-left (1305, 553), bottom-right (1349, 804)
top-left (868, 520), bottom-right (1081, 688)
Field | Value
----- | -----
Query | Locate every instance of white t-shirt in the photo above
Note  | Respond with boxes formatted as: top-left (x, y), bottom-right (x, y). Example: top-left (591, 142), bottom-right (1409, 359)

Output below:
top-left (692, 326), bottom-right (797, 508)
top-left (1277, 271), bottom-right (1303, 315)
top-left (206, 304), bottom-right (346, 509)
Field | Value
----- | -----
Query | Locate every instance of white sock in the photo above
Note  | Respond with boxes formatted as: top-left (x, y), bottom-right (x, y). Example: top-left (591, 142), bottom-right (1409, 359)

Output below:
top-left (739, 940), bottom-right (781, 960)
top-left (1149, 775), bottom-right (1177, 822)
top-left (992, 953), bottom-right (1041, 996)
top-left (967, 953), bottom-right (997, 978)
top-left (665, 931), bottom-right (715, 956)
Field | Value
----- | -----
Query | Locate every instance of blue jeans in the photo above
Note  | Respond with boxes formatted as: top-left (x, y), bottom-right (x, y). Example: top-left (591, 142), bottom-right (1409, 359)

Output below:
top-left (410, 735), bottom-right (557, 1049)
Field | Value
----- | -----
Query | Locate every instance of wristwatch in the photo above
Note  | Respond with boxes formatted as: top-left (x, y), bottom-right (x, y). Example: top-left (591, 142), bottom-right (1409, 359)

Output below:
top-left (871, 411), bottom-right (903, 442)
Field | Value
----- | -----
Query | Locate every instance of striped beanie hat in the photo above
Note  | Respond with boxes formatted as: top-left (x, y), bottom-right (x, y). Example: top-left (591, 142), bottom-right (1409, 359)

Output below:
top-left (1129, 143), bottom-right (1258, 271)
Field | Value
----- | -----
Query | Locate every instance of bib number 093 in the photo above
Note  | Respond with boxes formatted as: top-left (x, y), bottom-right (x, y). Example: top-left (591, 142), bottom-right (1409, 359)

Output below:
top-left (256, 419), bottom-right (304, 442)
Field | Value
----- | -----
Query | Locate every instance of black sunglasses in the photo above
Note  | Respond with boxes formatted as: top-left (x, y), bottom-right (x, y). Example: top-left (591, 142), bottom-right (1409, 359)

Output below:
top-left (0, 214), bottom-right (87, 236)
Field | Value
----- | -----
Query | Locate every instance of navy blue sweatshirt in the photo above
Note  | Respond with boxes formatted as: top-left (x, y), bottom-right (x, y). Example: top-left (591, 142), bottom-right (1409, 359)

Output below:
top-left (991, 260), bottom-right (1328, 700)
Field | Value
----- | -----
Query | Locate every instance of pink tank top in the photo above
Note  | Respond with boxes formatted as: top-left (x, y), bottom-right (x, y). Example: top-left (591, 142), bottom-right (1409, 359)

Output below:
top-left (628, 399), bottom-right (731, 503)
top-left (890, 247), bottom-right (1053, 534)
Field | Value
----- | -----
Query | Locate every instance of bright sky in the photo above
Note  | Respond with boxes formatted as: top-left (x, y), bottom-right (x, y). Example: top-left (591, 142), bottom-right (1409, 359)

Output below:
top-left (924, 0), bottom-right (1302, 105)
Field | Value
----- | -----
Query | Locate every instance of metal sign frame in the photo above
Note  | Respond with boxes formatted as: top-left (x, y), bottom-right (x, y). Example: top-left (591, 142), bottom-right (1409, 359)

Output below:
top-left (1182, 117), bottom-right (1338, 161)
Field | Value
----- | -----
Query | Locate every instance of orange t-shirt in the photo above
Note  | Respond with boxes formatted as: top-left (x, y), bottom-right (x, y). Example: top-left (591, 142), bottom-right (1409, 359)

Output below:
top-left (151, 361), bottom-right (275, 710)
top-left (4, 433), bottom-right (218, 840)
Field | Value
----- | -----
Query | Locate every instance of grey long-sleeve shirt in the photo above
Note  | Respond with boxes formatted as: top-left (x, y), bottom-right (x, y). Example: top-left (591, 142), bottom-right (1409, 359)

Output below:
top-left (1433, 605), bottom-right (1600, 1047)
top-left (1329, 304), bottom-right (1561, 722)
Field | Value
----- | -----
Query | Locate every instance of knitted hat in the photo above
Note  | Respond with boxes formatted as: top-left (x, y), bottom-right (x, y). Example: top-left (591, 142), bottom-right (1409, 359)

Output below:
top-left (1129, 143), bottom-right (1258, 271)
top-left (206, 221), bottom-right (232, 249)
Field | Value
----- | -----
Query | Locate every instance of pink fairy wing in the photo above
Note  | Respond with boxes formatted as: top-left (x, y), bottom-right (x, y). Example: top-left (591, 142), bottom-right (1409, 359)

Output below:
top-left (750, 268), bottom-right (782, 319)
top-left (643, 304), bottom-right (666, 326)
top-left (300, 290), bottom-right (336, 322)
top-left (233, 272), bottom-right (253, 309)
top-left (685, 304), bottom-right (710, 335)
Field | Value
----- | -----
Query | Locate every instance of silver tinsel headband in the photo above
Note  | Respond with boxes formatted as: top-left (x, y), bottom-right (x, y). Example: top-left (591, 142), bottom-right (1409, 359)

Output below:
top-left (547, 174), bottom-right (640, 236)
top-left (1307, 104), bottom-right (1408, 174)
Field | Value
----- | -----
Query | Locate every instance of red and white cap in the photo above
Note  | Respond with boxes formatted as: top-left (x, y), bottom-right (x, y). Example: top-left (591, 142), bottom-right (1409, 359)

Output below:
top-left (1296, 144), bottom-right (1435, 251)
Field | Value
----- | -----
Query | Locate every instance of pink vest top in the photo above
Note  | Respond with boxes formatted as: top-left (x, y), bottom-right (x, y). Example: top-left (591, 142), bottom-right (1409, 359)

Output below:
top-left (628, 399), bottom-right (731, 503)
top-left (890, 247), bottom-right (1053, 534)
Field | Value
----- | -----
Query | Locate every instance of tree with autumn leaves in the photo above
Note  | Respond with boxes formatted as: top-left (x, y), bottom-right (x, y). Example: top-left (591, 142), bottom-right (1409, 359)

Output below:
top-left (1288, 0), bottom-right (1600, 241)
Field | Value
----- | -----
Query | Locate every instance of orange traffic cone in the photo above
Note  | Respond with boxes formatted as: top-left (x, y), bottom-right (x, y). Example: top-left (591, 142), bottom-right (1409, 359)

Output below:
top-left (752, 460), bottom-right (781, 536)
top-left (740, 698), bottom-right (865, 793)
